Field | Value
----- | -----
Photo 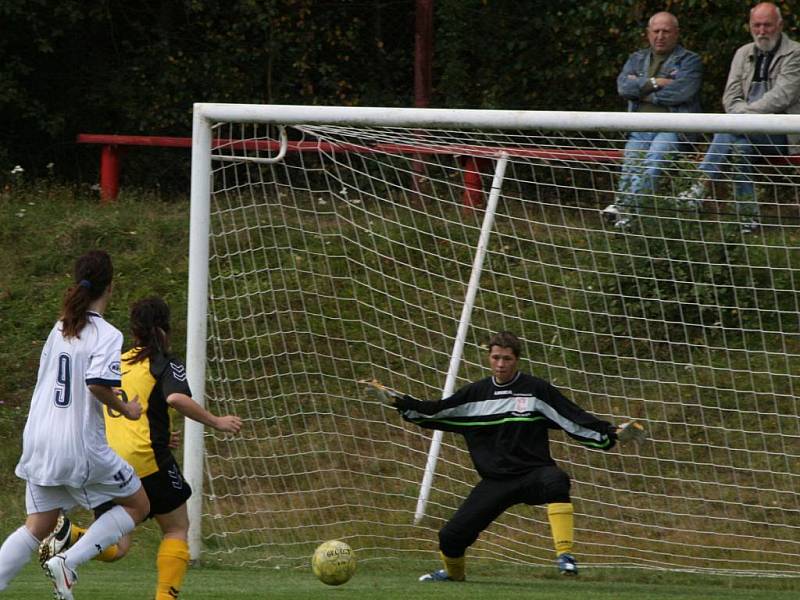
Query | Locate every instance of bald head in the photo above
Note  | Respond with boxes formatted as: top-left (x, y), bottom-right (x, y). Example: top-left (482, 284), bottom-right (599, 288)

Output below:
top-left (649, 12), bottom-right (679, 30)
top-left (647, 12), bottom-right (680, 55)
top-left (750, 2), bottom-right (783, 51)
top-left (751, 2), bottom-right (782, 23)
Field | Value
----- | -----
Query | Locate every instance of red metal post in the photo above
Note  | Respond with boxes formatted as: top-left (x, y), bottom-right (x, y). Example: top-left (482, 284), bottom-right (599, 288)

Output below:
top-left (461, 156), bottom-right (487, 208)
top-left (99, 145), bottom-right (121, 203)
top-left (414, 0), bottom-right (433, 109)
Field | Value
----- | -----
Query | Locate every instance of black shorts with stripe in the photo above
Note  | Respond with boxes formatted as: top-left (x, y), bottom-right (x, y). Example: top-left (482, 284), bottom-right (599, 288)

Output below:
top-left (94, 455), bottom-right (192, 519)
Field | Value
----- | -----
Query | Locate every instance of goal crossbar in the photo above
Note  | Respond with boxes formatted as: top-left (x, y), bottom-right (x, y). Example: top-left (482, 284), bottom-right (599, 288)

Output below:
top-left (195, 103), bottom-right (800, 135)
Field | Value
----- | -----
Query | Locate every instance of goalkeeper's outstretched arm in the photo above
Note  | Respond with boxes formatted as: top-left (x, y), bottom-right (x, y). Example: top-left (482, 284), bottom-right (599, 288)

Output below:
top-left (360, 379), bottom-right (462, 430)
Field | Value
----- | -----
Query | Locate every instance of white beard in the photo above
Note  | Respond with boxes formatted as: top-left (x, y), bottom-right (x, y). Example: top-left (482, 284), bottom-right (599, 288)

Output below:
top-left (753, 33), bottom-right (780, 52)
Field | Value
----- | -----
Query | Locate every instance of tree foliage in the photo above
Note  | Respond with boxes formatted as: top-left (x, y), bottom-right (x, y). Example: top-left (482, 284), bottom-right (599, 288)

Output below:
top-left (2, 0), bottom-right (799, 186)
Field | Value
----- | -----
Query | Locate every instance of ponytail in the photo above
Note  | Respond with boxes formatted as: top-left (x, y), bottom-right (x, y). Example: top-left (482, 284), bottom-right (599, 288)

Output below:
top-left (61, 250), bottom-right (113, 339)
top-left (128, 296), bottom-right (172, 363)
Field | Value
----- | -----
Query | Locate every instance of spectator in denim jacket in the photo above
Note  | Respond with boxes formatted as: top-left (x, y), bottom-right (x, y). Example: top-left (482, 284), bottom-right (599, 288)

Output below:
top-left (603, 12), bottom-right (703, 230)
top-left (678, 2), bottom-right (800, 233)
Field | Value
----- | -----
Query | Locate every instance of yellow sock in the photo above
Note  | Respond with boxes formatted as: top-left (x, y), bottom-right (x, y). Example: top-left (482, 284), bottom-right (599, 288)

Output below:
top-left (71, 525), bottom-right (119, 562)
top-left (155, 538), bottom-right (190, 599)
top-left (439, 550), bottom-right (466, 581)
top-left (547, 502), bottom-right (574, 556)
top-left (95, 544), bottom-right (120, 562)
top-left (69, 525), bottom-right (86, 546)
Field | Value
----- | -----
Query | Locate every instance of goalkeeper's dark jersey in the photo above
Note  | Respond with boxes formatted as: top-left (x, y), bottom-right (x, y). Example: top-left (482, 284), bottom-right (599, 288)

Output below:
top-left (400, 371), bottom-right (615, 479)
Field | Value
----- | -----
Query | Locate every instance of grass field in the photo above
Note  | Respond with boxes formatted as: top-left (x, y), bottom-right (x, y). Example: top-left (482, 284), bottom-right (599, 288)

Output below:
top-left (4, 521), bottom-right (798, 600)
top-left (2, 183), bottom-right (799, 596)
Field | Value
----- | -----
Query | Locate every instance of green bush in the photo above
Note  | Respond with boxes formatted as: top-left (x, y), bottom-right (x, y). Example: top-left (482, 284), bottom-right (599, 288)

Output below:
top-left (3, 0), bottom-right (799, 187)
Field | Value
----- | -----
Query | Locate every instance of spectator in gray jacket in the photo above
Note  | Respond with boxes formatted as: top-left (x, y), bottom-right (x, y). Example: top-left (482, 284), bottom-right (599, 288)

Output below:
top-left (604, 11), bottom-right (703, 230)
top-left (679, 2), bottom-right (800, 233)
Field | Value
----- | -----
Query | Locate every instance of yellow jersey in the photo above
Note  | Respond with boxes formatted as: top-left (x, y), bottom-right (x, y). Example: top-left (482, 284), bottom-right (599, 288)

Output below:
top-left (104, 348), bottom-right (191, 478)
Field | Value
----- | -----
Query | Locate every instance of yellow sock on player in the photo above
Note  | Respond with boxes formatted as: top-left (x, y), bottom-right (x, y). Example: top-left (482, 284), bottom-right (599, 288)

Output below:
top-left (439, 550), bottom-right (466, 581)
top-left (69, 525), bottom-right (85, 547)
top-left (69, 525), bottom-right (118, 562)
top-left (95, 543), bottom-right (120, 562)
top-left (155, 538), bottom-right (190, 600)
top-left (547, 502), bottom-right (574, 556)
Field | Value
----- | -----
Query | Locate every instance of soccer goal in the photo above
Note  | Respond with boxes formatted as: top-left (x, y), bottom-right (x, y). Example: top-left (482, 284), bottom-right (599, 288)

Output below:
top-left (185, 104), bottom-right (800, 577)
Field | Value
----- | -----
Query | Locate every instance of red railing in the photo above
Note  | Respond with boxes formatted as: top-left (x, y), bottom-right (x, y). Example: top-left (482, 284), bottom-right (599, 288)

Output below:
top-left (77, 133), bottom-right (800, 205)
top-left (77, 133), bottom-right (627, 204)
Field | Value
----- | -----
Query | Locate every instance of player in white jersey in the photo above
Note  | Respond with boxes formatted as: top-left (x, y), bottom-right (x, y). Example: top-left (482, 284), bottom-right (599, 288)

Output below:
top-left (39, 295), bottom-right (242, 600)
top-left (0, 250), bottom-right (150, 600)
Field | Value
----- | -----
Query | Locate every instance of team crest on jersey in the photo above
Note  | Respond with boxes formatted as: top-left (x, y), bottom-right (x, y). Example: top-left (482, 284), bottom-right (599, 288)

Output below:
top-left (170, 361), bottom-right (187, 382)
top-left (109, 361), bottom-right (121, 376)
top-left (513, 397), bottom-right (530, 414)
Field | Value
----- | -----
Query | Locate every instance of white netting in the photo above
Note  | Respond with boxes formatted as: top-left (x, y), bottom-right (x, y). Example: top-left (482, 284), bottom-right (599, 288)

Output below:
top-left (191, 109), bottom-right (800, 576)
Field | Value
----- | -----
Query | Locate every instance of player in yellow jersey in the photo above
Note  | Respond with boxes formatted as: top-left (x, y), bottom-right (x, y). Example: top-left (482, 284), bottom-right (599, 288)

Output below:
top-left (40, 295), bottom-right (242, 600)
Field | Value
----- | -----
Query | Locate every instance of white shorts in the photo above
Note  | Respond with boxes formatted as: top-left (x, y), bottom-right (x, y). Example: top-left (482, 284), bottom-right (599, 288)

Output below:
top-left (25, 462), bottom-right (141, 514)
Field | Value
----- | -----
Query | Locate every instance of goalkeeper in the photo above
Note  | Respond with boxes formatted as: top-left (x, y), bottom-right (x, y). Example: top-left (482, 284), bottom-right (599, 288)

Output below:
top-left (392, 331), bottom-right (620, 580)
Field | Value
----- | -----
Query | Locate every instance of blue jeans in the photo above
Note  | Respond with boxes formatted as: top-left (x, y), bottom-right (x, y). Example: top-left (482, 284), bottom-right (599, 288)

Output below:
top-left (698, 132), bottom-right (787, 217)
top-left (616, 131), bottom-right (681, 213)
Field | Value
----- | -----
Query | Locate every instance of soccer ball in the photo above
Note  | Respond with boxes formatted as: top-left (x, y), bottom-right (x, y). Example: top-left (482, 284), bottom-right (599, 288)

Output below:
top-left (311, 540), bottom-right (356, 586)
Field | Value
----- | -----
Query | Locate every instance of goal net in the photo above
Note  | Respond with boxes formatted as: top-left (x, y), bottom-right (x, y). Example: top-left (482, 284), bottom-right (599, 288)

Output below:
top-left (186, 104), bottom-right (800, 577)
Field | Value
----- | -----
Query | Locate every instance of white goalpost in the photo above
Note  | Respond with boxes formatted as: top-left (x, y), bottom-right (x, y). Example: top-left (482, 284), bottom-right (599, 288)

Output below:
top-left (185, 103), bottom-right (800, 576)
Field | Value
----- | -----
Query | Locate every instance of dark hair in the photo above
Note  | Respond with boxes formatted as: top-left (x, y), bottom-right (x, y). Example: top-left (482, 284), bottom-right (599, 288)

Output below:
top-left (128, 295), bottom-right (171, 364)
top-left (60, 250), bottom-right (114, 339)
top-left (487, 331), bottom-right (521, 357)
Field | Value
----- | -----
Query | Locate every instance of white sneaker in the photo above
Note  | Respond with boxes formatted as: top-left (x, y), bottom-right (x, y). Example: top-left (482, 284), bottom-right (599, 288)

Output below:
top-left (556, 552), bottom-right (578, 575)
top-left (740, 219), bottom-right (760, 234)
top-left (419, 568), bottom-right (455, 582)
top-left (613, 216), bottom-right (634, 231)
top-left (44, 555), bottom-right (77, 600)
top-left (39, 514), bottom-right (72, 566)
top-left (677, 181), bottom-right (706, 209)
top-left (601, 204), bottom-right (621, 223)
top-left (602, 204), bottom-right (634, 230)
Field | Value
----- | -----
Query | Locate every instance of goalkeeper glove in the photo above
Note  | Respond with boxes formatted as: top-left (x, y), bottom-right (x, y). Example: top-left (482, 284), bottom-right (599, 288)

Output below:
top-left (616, 420), bottom-right (647, 444)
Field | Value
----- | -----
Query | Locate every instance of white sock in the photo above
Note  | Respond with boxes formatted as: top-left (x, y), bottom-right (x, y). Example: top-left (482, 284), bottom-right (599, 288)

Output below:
top-left (62, 506), bottom-right (135, 570)
top-left (0, 526), bottom-right (39, 591)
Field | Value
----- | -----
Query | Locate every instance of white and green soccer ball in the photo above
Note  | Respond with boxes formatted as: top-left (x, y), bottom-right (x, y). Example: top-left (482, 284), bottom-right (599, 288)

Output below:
top-left (311, 540), bottom-right (357, 586)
